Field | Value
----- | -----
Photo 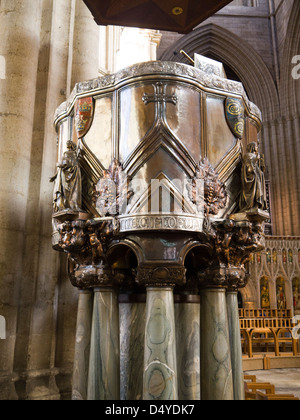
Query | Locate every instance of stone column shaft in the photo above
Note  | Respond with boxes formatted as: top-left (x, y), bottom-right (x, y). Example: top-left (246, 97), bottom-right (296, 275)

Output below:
top-left (226, 291), bottom-right (245, 401)
top-left (200, 288), bottom-right (234, 401)
top-left (120, 300), bottom-right (146, 400)
top-left (87, 288), bottom-right (120, 400)
top-left (72, 290), bottom-right (93, 400)
top-left (143, 287), bottom-right (178, 400)
top-left (175, 301), bottom-right (200, 400)
top-left (0, 0), bottom-right (43, 400)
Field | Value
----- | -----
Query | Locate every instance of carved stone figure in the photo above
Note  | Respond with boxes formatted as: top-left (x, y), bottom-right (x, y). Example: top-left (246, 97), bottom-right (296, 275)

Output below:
top-left (50, 140), bottom-right (82, 213)
top-left (239, 142), bottom-right (267, 212)
top-left (205, 219), bottom-right (265, 270)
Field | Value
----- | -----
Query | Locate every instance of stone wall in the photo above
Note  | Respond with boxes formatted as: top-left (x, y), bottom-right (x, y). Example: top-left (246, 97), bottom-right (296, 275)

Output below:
top-left (0, 0), bottom-right (99, 400)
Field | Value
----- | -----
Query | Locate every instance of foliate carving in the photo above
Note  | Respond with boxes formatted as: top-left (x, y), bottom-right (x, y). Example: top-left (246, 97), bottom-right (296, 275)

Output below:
top-left (187, 158), bottom-right (227, 216)
top-left (136, 265), bottom-right (186, 287)
top-left (93, 159), bottom-right (133, 217)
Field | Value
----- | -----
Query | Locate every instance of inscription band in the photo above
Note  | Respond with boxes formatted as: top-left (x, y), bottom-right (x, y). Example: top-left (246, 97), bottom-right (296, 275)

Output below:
top-left (117, 214), bottom-right (204, 233)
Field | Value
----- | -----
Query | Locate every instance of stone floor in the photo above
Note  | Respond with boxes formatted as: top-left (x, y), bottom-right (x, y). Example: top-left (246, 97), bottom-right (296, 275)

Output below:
top-left (245, 368), bottom-right (300, 399)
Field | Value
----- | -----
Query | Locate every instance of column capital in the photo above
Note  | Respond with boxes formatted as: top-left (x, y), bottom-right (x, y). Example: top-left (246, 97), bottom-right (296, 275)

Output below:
top-left (196, 265), bottom-right (249, 291)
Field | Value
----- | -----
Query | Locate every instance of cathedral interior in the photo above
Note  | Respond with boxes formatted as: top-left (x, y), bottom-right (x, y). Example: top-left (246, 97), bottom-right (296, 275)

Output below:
top-left (0, 0), bottom-right (299, 401)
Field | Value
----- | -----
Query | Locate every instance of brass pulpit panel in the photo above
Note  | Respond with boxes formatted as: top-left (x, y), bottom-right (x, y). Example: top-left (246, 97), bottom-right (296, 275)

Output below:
top-left (84, 96), bottom-right (113, 169)
top-left (53, 60), bottom-right (263, 235)
top-left (206, 95), bottom-right (237, 167)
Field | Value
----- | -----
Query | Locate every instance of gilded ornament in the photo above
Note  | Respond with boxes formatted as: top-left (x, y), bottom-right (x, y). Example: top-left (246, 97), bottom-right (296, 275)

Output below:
top-left (75, 97), bottom-right (94, 139)
top-left (225, 97), bottom-right (245, 139)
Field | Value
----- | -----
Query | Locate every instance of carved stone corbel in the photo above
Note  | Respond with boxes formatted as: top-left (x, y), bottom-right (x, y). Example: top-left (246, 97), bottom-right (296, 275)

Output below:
top-left (57, 218), bottom-right (117, 289)
top-left (196, 218), bottom-right (265, 290)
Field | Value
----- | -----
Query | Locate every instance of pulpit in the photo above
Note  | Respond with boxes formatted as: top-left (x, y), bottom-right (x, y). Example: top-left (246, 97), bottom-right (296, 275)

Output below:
top-left (52, 57), bottom-right (268, 400)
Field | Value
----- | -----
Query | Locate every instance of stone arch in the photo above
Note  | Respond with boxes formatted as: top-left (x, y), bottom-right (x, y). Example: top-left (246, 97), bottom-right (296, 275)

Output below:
top-left (280, 0), bottom-right (300, 116)
top-left (106, 241), bottom-right (140, 269)
top-left (160, 23), bottom-right (279, 121)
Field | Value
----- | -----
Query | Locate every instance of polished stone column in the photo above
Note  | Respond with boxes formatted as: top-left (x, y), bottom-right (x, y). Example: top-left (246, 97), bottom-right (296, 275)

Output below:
top-left (87, 288), bottom-right (120, 400)
top-left (72, 290), bottom-right (93, 400)
top-left (143, 288), bottom-right (178, 400)
top-left (226, 290), bottom-right (245, 401)
top-left (175, 298), bottom-right (200, 400)
top-left (120, 298), bottom-right (146, 400)
top-left (200, 288), bottom-right (234, 400)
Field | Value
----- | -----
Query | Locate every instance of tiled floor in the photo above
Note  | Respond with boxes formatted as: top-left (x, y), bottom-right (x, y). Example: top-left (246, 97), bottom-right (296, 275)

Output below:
top-left (245, 369), bottom-right (300, 399)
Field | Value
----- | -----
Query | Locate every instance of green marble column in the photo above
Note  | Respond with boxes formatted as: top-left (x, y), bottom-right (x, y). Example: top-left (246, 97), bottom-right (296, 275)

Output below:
top-left (175, 300), bottom-right (200, 400)
top-left (87, 288), bottom-right (120, 400)
top-left (226, 290), bottom-right (245, 401)
top-left (200, 288), bottom-right (234, 400)
top-left (143, 288), bottom-right (178, 400)
top-left (72, 290), bottom-right (94, 400)
top-left (120, 300), bottom-right (146, 400)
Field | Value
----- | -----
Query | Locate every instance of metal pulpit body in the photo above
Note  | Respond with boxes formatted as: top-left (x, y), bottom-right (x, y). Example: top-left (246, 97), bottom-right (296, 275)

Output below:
top-left (52, 60), bottom-right (265, 401)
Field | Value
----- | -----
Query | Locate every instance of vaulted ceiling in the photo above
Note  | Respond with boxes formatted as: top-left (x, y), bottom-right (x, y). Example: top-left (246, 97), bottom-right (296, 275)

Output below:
top-left (83, 0), bottom-right (233, 34)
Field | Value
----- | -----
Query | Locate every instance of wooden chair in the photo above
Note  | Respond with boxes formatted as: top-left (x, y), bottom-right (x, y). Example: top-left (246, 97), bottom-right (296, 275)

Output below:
top-left (247, 383), bottom-right (275, 395)
top-left (256, 391), bottom-right (299, 401)
top-left (244, 381), bottom-right (275, 400)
